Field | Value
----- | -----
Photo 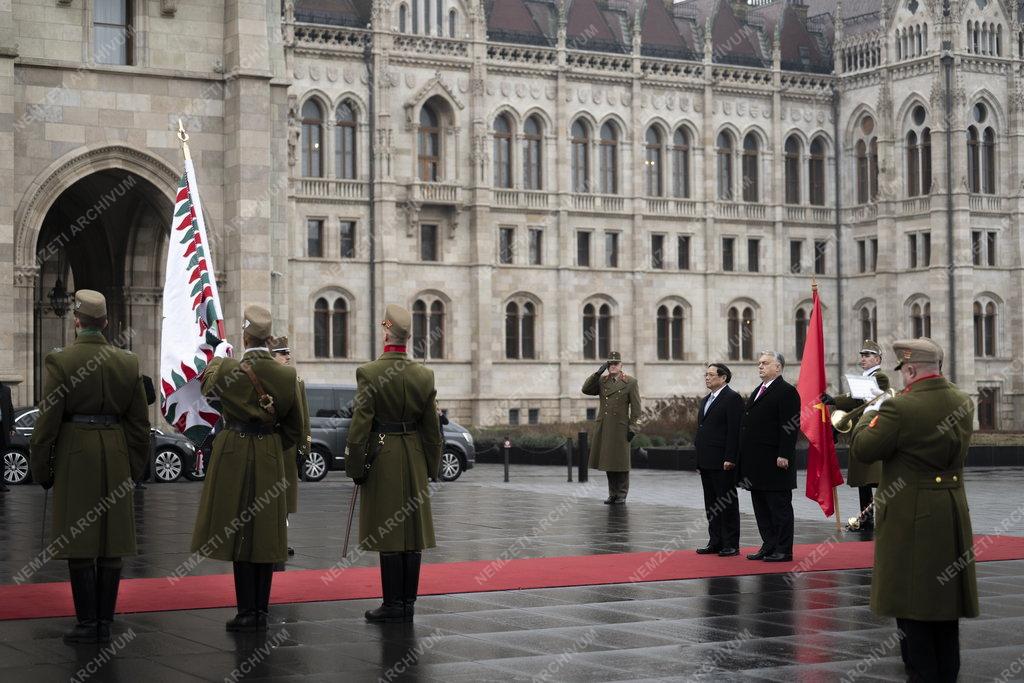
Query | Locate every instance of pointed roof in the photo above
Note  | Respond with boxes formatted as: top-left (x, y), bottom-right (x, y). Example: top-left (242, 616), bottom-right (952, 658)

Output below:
top-left (486, 0), bottom-right (552, 44)
top-left (566, 0), bottom-right (627, 51)
top-left (642, 0), bottom-right (698, 57)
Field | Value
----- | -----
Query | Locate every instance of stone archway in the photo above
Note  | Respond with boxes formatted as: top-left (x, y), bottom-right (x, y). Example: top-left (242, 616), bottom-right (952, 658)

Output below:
top-left (14, 145), bottom-right (179, 407)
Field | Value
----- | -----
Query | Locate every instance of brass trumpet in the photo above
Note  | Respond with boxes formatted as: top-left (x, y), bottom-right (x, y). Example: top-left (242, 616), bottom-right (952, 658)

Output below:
top-left (830, 388), bottom-right (897, 433)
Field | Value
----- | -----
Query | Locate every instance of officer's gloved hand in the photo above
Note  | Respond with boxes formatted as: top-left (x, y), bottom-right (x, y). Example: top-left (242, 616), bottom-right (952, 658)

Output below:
top-left (627, 430), bottom-right (636, 442)
top-left (352, 475), bottom-right (367, 486)
top-left (820, 393), bottom-right (835, 405)
top-left (597, 362), bottom-right (609, 375)
top-left (39, 479), bottom-right (54, 491)
top-left (213, 340), bottom-right (233, 359)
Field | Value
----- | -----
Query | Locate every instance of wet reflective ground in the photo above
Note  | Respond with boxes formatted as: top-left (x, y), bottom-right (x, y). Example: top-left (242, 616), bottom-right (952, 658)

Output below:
top-left (1, 465), bottom-right (1022, 680)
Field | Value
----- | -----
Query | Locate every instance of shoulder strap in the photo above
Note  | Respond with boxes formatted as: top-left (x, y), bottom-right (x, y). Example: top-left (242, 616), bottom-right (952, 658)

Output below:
top-left (239, 360), bottom-right (277, 417)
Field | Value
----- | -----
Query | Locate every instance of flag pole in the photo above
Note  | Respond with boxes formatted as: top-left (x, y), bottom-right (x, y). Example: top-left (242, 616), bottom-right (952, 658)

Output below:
top-left (833, 487), bottom-right (842, 533)
top-left (177, 119), bottom-right (227, 342)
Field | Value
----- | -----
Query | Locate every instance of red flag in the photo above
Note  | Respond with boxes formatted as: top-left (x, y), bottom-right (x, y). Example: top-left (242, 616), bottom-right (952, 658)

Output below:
top-left (797, 285), bottom-right (845, 517)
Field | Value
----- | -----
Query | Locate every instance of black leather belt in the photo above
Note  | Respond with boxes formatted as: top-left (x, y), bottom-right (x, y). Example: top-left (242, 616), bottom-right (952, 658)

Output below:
top-left (372, 420), bottom-right (417, 434)
top-left (67, 414), bottom-right (119, 426)
top-left (224, 420), bottom-right (275, 436)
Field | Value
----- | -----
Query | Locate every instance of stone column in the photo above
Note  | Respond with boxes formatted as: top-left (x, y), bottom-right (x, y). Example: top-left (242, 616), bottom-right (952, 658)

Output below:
top-left (0, 4), bottom-right (16, 388)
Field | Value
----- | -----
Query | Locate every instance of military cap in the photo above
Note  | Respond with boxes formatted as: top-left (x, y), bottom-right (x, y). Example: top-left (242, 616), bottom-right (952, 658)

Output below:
top-left (859, 340), bottom-right (882, 355)
top-left (381, 304), bottom-right (411, 340)
top-left (892, 338), bottom-right (943, 370)
top-left (918, 336), bottom-right (944, 364)
top-left (607, 351), bottom-right (623, 363)
top-left (74, 289), bottom-right (107, 318)
top-left (242, 304), bottom-right (272, 340)
top-left (270, 336), bottom-right (290, 354)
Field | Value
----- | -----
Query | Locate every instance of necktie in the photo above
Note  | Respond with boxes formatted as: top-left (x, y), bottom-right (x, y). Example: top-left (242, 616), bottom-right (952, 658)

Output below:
top-left (755, 383), bottom-right (767, 401)
top-left (704, 392), bottom-right (716, 415)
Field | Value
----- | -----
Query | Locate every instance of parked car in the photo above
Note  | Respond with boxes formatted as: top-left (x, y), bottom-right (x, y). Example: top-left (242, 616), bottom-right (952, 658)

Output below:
top-left (304, 384), bottom-right (475, 483)
top-left (2, 406), bottom-right (202, 485)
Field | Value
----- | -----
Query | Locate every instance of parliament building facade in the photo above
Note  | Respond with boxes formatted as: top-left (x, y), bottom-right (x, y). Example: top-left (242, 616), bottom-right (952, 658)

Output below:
top-left (1, 0), bottom-right (1021, 429)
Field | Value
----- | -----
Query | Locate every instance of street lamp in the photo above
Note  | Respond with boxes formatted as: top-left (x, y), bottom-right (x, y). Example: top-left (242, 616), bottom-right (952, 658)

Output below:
top-left (48, 277), bottom-right (70, 345)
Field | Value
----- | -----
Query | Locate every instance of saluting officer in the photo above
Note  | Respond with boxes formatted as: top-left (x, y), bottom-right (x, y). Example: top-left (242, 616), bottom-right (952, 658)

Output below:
top-left (582, 351), bottom-right (642, 505)
top-left (270, 336), bottom-right (310, 558)
top-left (850, 339), bottom-right (977, 682)
top-left (191, 306), bottom-right (304, 632)
top-left (29, 290), bottom-right (151, 645)
top-left (823, 339), bottom-right (890, 532)
top-left (346, 304), bottom-right (443, 623)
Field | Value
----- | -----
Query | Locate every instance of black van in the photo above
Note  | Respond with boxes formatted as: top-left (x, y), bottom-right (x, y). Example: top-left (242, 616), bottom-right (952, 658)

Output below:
top-left (303, 384), bottom-right (475, 483)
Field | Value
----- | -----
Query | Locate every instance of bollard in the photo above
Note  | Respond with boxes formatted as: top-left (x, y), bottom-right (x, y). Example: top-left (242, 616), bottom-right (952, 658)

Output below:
top-left (565, 438), bottom-right (573, 482)
top-left (503, 437), bottom-right (511, 483)
top-left (577, 431), bottom-right (589, 483)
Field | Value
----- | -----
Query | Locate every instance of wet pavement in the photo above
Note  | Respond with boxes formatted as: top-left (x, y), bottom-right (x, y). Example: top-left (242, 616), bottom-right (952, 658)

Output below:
top-left (1, 464), bottom-right (1023, 681)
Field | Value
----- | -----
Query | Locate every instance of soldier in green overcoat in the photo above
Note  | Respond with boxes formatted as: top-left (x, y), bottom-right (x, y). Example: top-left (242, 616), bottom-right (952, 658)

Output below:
top-left (29, 290), bottom-right (151, 645)
top-left (345, 304), bottom-right (442, 623)
top-left (823, 339), bottom-right (889, 532)
top-left (582, 351), bottom-right (642, 504)
top-left (850, 338), bottom-right (977, 682)
top-left (191, 306), bottom-right (303, 632)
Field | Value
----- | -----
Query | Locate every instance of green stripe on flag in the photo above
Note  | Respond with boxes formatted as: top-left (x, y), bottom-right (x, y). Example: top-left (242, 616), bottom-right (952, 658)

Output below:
top-left (175, 201), bottom-right (192, 217)
top-left (171, 370), bottom-right (186, 390)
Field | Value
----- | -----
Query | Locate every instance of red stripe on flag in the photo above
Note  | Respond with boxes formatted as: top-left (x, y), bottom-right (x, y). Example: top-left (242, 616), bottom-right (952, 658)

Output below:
top-left (179, 363), bottom-right (197, 382)
top-left (161, 380), bottom-right (175, 397)
top-left (175, 215), bottom-right (192, 232)
top-left (176, 186), bottom-right (189, 202)
top-left (183, 239), bottom-right (198, 258)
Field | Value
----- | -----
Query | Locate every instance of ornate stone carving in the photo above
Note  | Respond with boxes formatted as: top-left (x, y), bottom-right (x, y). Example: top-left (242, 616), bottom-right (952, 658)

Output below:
top-left (287, 95), bottom-right (300, 169)
top-left (326, 66), bottom-right (338, 82)
top-left (161, 0), bottom-right (178, 17)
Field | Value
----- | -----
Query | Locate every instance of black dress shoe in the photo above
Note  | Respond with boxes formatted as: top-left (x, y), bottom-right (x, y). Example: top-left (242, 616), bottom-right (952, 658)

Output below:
top-left (603, 497), bottom-right (615, 504)
top-left (718, 548), bottom-right (739, 557)
top-left (762, 552), bottom-right (793, 562)
top-left (287, 546), bottom-right (295, 556)
top-left (610, 497), bottom-right (626, 505)
top-left (225, 611), bottom-right (263, 632)
top-left (695, 545), bottom-right (721, 555)
top-left (746, 550), bottom-right (767, 561)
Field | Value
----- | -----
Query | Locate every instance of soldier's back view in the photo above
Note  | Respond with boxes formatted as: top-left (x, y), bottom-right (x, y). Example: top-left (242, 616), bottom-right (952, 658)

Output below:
top-left (345, 304), bottom-right (442, 623)
top-left (29, 290), bottom-right (151, 645)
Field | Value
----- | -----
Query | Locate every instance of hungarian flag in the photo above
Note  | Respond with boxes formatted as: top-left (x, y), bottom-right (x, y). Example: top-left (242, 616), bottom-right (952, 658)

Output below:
top-left (796, 285), bottom-right (845, 517)
top-left (159, 158), bottom-right (225, 445)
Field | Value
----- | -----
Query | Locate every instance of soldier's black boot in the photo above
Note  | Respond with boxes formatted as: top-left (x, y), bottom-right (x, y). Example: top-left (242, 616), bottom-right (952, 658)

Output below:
top-left (95, 557), bottom-right (122, 643)
top-left (64, 560), bottom-right (99, 644)
top-left (226, 562), bottom-right (260, 632)
top-left (401, 551), bottom-right (421, 623)
top-left (254, 563), bottom-right (272, 630)
top-left (365, 553), bottom-right (404, 623)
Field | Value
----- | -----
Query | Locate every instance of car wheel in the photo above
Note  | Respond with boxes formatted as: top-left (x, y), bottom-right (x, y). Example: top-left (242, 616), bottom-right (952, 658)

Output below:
top-left (438, 449), bottom-right (464, 482)
top-left (2, 449), bottom-right (30, 485)
top-left (153, 449), bottom-right (184, 483)
top-left (301, 448), bottom-right (329, 482)
top-left (183, 450), bottom-right (208, 481)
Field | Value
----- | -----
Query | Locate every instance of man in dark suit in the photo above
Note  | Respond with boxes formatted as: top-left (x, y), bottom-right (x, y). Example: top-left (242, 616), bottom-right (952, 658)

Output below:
top-left (738, 351), bottom-right (801, 562)
top-left (0, 382), bottom-right (13, 492)
top-left (694, 363), bottom-right (744, 557)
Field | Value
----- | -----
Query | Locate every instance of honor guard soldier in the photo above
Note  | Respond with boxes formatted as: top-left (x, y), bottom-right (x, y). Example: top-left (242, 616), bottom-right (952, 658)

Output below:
top-left (270, 336), bottom-right (311, 557)
top-left (345, 304), bottom-right (442, 623)
top-left (29, 290), bottom-right (151, 644)
top-left (850, 339), bottom-right (977, 682)
top-left (822, 339), bottom-right (890, 532)
top-left (582, 351), bottom-right (642, 504)
top-left (191, 306), bottom-right (304, 632)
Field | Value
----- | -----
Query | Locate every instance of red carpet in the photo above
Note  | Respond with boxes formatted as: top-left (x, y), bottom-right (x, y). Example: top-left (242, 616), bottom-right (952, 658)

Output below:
top-left (2, 535), bottom-right (1022, 621)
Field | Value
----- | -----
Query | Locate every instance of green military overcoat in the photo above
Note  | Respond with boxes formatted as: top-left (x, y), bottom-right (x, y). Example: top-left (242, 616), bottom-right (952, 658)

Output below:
top-left (582, 371), bottom-right (641, 472)
top-left (850, 376), bottom-right (979, 621)
top-left (29, 330), bottom-right (151, 559)
top-left (283, 377), bottom-right (310, 514)
top-left (835, 368), bottom-right (890, 487)
top-left (345, 351), bottom-right (442, 553)
top-left (191, 350), bottom-right (303, 564)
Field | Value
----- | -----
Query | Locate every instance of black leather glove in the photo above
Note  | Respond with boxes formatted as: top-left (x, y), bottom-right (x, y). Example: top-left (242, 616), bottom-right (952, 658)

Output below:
top-left (820, 392), bottom-right (835, 406)
top-left (352, 476), bottom-right (367, 486)
top-left (627, 430), bottom-right (636, 442)
top-left (598, 362), bottom-right (610, 375)
top-left (39, 479), bottom-right (54, 491)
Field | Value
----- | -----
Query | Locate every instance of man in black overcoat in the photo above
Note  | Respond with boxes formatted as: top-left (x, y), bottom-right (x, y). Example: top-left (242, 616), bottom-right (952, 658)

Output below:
top-left (737, 351), bottom-right (801, 562)
top-left (694, 363), bottom-right (744, 556)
